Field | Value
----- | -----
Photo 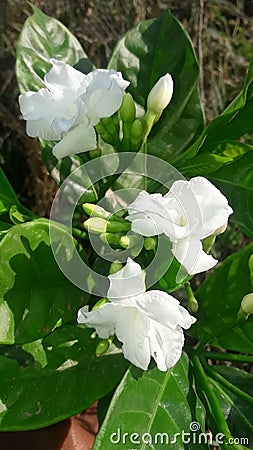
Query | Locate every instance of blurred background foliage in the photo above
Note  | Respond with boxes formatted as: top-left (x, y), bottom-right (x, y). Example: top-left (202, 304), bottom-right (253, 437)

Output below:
top-left (0, 0), bottom-right (252, 217)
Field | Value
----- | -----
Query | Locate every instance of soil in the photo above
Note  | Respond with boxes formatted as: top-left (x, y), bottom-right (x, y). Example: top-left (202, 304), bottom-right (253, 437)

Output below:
top-left (0, 404), bottom-right (98, 450)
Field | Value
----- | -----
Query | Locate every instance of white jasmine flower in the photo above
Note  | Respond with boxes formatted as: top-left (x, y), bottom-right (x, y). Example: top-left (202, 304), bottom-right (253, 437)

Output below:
top-left (127, 177), bottom-right (233, 275)
top-left (19, 59), bottom-right (129, 159)
top-left (78, 259), bottom-right (196, 371)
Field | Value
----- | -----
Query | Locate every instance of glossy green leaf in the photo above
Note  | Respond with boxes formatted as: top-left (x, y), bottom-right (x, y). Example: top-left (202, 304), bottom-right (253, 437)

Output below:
top-left (0, 167), bottom-right (20, 215)
top-left (207, 365), bottom-right (253, 448)
top-left (94, 354), bottom-right (208, 450)
top-left (15, 4), bottom-right (90, 94)
top-left (193, 243), bottom-right (253, 353)
top-left (0, 219), bottom-right (89, 345)
top-left (108, 10), bottom-right (204, 161)
top-left (177, 58), bottom-right (253, 162)
top-left (0, 326), bottom-right (128, 430)
top-left (15, 5), bottom-right (98, 195)
top-left (208, 152), bottom-right (253, 239)
top-left (175, 140), bottom-right (253, 178)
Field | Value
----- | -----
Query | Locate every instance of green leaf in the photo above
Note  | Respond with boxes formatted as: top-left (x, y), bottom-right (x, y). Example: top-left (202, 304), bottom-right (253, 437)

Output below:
top-left (94, 354), bottom-right (208, 450)
top-left (178, 58), bottom-right (253, 161)
top-left (194, 242), bottom-right (253, 353)
top-left (40, 141), bottom-right (100, 202)
top-left (15, 4), bottom-right (91, 93)
top-left (15, 5), bottom-right (98, 195)
top-left (0, 326), bottom-right (128, 430)
top-left (176, 153), bottom-right (233, 178)
top-left (108, 10), bottom-right (204, 161)
top-left (207, 365), bottom-right (253, 448)
top-left (0, 168), bottom-right (20, 215)
top-left (0, 219), bottom-right (89, 344)
top-left (208, 152), bottom-right (253, 239)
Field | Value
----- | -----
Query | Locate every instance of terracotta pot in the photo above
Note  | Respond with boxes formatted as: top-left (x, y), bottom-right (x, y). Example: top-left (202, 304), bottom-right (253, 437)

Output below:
top-left (0, 404), bottom-right (98, 450)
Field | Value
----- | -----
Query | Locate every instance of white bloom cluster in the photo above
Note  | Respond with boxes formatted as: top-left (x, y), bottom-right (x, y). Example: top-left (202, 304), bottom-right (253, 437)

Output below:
top-left (127, 177), bottom-right (233, 275)
top-left (19, 59), bottom-right (129, 159)
top-left (78, 258), bottom-right (196, 371)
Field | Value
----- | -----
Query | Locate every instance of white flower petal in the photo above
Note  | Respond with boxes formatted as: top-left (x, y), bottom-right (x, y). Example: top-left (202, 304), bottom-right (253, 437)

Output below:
top-left (77, 303), bottom-right (120, 338)
top-left (45, 59), bottom-right (85, 92)
top-left (80, 69), bottom-right (129, 124)
top-left (26, 119), bottom-right (59, 140)
top-left (172, 238), bottom-right (218, 275)
top-left (150, 322), bottom-right (184, 371)
top-left (108, 258), bottom-right (145, 301)
top-left (52, 124), bottom-right (97, 159)
top-left (189, 177), bottom-right (233, 238)
top-left (127, 191), bottom-right (186, 239)
top-left (115, 307), bottom-right (151, 370)
top-left (135, 290), bottom-right (196, 330)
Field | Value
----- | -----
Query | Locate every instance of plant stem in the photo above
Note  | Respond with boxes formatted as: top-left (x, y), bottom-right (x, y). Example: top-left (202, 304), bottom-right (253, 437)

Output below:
top-left (191, 353), bottom-right (243, 450)
top-left (203, 350), bottom-right (253, 364)
top-left (72, 227), bottom-right (89, 240)
top-left (204, 364), bottom-right (253, 407)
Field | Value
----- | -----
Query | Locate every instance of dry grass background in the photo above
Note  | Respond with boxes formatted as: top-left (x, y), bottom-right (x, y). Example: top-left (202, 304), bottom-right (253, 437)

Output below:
top-left (0, 0), bottom-right (252, 216)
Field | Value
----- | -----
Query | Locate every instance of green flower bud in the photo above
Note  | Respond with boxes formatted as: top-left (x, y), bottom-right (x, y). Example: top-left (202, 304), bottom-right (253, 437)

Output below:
top-left (82, 203), bottom-right (111, 220)
top-left (147, 73), bottom-right (173, 114)
top-left (120, 93), bottom-right (136, 123)
top-left (95, 122), bottom-right (112, 142)
top-left (240, 293), bottom-right (253, 315)
top-left (107, 220), bottom-right (131, 233)
top-left (84, 217), bottom-right (131, 234)
top-left (119, 234), bottom-right (139, 249)
top-left (202, 235), bottom-right (216, 254)
top-left (89, 148), bottom-right (101, 159)
top-left (83, 217), bottom-right (108, 234)
top-left (185, 281), bottom-right (199, 313)
top-left (96, 339), bottom-right (111, 356)
top-left (131, 119), bottom-right (144, 140)
top-left (144, 237), bottom-right (157, 250)
top-left (100, 232), bottom-right (122, 245)
top-left (92, 298), bottom-right (109, 311)
top-left (110, 261), bottom-right (123, 275)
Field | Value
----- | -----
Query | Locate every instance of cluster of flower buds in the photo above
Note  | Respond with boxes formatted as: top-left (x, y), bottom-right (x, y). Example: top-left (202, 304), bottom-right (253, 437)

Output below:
top-left (82, 203), bottom-right (157, 253)
top-left (95, 73), bottom-right (174, 152)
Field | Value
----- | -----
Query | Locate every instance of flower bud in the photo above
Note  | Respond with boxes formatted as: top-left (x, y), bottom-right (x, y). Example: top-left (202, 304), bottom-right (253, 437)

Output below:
top-left (131, 118), bottom-right (143, 139)
top-left (120, 93), bottom-right (136, 123)
top-left (110, 261), bottom-right (123, 275)
top-left (100, 232), bottom-right (121, 245)
top-left (96, 339), bottom-right (111, 356)
top-left (92, 298), bottom-right (109, 311)
top-left (240, 293), bottom-right (253, 315)
top-left (83, 217), bottom-right (108, 234)
top-left (82, 203), bottom-right (111, 220)
top-left (147, 73), bottom-right (173, 114)
top-left (84, 217), bottom-right (130, 234)
top-left (119, 234), bottom-right (139, 249)
top-left (144, 237), bottom-right (157, 250)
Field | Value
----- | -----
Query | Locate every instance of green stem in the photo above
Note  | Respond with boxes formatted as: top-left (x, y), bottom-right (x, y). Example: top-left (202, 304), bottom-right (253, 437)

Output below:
top-left (203, 350), bottom-right (253, 364)
top-left (191, 353), bottom-right (240, 449)
top-left (204, 364), bottom-right (253, 407)
top-left (72, 227), bottom-right (88, 240)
